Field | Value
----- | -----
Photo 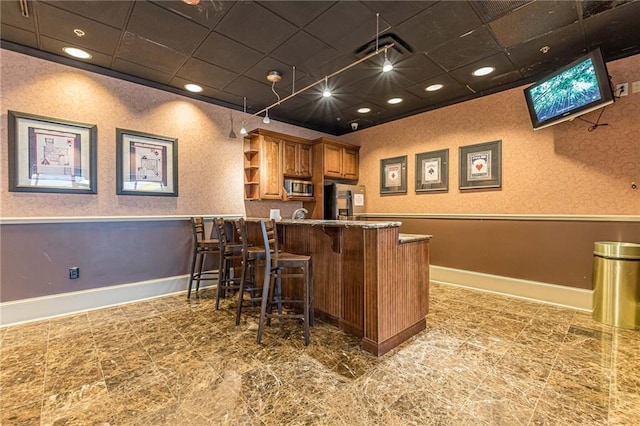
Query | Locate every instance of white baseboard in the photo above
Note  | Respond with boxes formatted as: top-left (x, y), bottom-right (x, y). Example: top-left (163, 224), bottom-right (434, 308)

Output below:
top-left (430, 265), bottom-right (592, 312)
top-left (0, 274), bottom-right (217, 327)
top-left (1, 266), bottom-right (591, 327)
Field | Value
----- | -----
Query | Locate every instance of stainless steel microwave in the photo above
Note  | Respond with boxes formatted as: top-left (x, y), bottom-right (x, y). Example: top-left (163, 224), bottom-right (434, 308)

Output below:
top-left (284, 179), bottom-right (313, 197)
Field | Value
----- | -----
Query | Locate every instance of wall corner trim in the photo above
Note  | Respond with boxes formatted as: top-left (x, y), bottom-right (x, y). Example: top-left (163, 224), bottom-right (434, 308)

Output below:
top-left (430, 265), bottom-right (592, 312)
top-left (0, 214), bottom-right (244, 225)
top-left (362, 213), bottom-right (640, 222)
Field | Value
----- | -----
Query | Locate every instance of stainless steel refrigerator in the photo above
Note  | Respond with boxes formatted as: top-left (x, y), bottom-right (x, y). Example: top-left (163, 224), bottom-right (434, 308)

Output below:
top-left (324, 183), bottom-right (366, 220)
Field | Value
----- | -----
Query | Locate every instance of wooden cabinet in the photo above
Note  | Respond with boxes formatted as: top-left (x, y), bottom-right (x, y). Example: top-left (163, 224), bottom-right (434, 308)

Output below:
top-left (243, 130), bottom-right (359, 204)
top-left (243, 131), bottom-right (282, 200)
top-left (317, 139), bottom-right (360, 181)
top-left (341, 146), bottom-right (359, 180)
top-left (283, 140), bottom-right (312, 178)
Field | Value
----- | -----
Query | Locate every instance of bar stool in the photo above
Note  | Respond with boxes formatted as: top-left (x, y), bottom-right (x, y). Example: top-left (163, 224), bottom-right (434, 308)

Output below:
top-left (187, 217), bottom-right (220, 299)
top-left (214, 217), bottom-right (244, 310)
top-left (257, 219), bottom-right (314, 346)
top-left (233, 218), bottom-right (267, 325)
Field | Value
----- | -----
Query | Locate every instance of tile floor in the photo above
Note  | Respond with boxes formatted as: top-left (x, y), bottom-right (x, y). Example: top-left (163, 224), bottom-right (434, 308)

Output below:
top-left (1, 284), bottom-right (639, 425)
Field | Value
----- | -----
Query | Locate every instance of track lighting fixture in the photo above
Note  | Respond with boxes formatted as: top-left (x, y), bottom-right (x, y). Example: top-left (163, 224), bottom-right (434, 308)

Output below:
top-left (238, 15), bottom-right (394, 127)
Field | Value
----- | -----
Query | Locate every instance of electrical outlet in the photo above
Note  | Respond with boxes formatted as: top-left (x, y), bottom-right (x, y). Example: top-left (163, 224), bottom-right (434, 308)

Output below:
top-left (69, 267), bottom-right (80, 279)
top-left (616, 83), bottom-right (629, 97)
top-left (632, 81), bottom-right (640, 94)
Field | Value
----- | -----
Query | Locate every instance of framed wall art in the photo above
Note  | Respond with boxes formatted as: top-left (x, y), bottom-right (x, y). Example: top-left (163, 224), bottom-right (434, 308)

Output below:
top-left (7, 110), bottom-right (97, 194)
top-left (459, 140), bottom-right (502, 190)
top-left (116, 128), bottom-right (178, 197)
top-left (415, 149), bottom-right (448, 192)
top-left (380, 155), bottom-right (407, 194)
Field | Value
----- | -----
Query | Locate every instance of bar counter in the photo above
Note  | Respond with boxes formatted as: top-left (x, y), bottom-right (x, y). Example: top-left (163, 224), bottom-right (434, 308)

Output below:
top-left (250, 218), bottom-right (431, 356)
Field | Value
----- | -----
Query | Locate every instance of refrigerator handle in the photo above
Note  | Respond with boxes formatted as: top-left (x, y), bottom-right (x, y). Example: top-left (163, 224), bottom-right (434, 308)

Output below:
top-left (346, 190), bottom-right (353, 217)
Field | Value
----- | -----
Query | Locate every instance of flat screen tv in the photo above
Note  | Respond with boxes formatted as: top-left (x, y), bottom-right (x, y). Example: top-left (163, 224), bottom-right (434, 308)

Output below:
top-left (524, 48), bottom-right (614, 130)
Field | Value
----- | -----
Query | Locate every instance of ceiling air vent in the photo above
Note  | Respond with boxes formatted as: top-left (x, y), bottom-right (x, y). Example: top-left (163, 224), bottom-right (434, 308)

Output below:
top-left (354, 33), bottom-right (413, 58)
top-left (471, 0), bottom-right (532, 22)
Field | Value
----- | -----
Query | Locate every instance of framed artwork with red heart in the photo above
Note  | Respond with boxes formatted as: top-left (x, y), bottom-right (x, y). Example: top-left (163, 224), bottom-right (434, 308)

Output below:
top-left (459, 140), bottom-right (501, 190)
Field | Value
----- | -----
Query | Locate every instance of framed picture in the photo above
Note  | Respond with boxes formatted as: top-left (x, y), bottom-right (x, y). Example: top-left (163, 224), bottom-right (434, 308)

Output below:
top-left (7, 110), bottom-right (97, 194)
top-left (380, 155), bottom-right (407, 194)
top-left (116, 128), bottom-right (178, 197)
top-left (415, 149), bottom-right (449, 192)
top-left (459, 140), bottom-right (502, 190)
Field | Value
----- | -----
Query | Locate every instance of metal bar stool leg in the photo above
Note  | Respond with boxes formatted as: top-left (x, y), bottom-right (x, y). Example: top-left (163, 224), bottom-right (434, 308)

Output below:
top-left (187, 246), bottom-right (198, 299)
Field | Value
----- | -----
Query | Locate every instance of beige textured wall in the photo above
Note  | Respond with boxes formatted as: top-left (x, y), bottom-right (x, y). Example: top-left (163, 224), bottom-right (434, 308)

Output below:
top-left (345, 54), bottom-right (640, 215)
top-left (2, 50), bottom-right (639, 218)
top-left (0, 49), bottom-right (324, 218)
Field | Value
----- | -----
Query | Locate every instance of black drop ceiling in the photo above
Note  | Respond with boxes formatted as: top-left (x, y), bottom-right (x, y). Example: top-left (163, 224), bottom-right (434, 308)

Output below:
top-left (1, 0), bottom-right (639, 135)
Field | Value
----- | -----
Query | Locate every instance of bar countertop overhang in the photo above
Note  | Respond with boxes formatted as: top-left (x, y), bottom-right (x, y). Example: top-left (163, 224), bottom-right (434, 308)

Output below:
top-left (271, 218), bottom-right (433, 243)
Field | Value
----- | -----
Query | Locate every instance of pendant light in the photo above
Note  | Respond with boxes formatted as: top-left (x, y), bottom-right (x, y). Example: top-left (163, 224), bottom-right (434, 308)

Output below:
top-left (240, 96), bottom-right (247, 135)
top-left (382, 50), bottom-right (393, 72)
top-left (322, 77), bottom-right (331, 97)
top-left (263, 109), bottom-right (270, 124)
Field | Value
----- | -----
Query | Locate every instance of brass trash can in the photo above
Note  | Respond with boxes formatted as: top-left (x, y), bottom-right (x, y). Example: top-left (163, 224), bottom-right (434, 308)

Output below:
top-left (592, 241), bottom-right (640, 329)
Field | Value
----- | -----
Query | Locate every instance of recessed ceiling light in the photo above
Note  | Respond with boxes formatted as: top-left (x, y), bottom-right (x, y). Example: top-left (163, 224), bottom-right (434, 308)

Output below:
top-left (357, 107), bottom-right (371, 114)
top-left (184, 83), bottom-right (203, 93)
top-left (472, 66), bottom-right (495, 76)
top-left (73, 28), bottom-right (85, 37)
top-left (387, 98), bottom-right (403, 104)
top-left (62, 47), bottom-right (92, 59)
top-left (425, 84), bottom-right (444, 92)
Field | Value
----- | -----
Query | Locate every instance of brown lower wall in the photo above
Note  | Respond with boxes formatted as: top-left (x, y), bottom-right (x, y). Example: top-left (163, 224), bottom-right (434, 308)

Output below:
top-left (0, 220), bottom-right (213, 302)
top-left (3, 217), bottom-right (638, 303)
top-left (367, 216), bottom-right (640, 290)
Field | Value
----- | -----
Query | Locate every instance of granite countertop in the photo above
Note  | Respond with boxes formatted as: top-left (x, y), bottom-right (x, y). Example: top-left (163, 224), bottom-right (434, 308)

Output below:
top-left (398, 233), bottom-right (433, 243)
top-left (277, 218), bottom-right (402, 229)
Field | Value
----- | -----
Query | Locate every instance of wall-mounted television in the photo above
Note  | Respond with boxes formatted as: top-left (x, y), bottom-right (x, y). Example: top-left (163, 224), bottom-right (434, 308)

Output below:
top-left (523, 48), bottom-right (614, 130)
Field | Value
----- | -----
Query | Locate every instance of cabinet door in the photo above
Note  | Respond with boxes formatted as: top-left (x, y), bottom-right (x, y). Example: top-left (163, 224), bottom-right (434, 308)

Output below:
top-left (298, 143), bottom-right (313, 177)
top-left (260, 136), bottom-right (282, 199)
top-left (342, 148), bottom-right (359, 180)
top-left (323, 144), bottom-right (343, 178)
top-left (282, 140), bottom-right (298, 176)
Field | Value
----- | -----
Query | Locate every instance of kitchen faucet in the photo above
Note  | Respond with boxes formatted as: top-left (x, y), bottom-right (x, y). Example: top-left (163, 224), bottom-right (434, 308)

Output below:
top-left (292, 208), bottom-right (308, 220)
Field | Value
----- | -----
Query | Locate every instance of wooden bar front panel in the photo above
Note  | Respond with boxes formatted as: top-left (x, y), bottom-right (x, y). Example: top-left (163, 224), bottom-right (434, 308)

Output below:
top-left (280, 222), bottom-right (430, 356)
